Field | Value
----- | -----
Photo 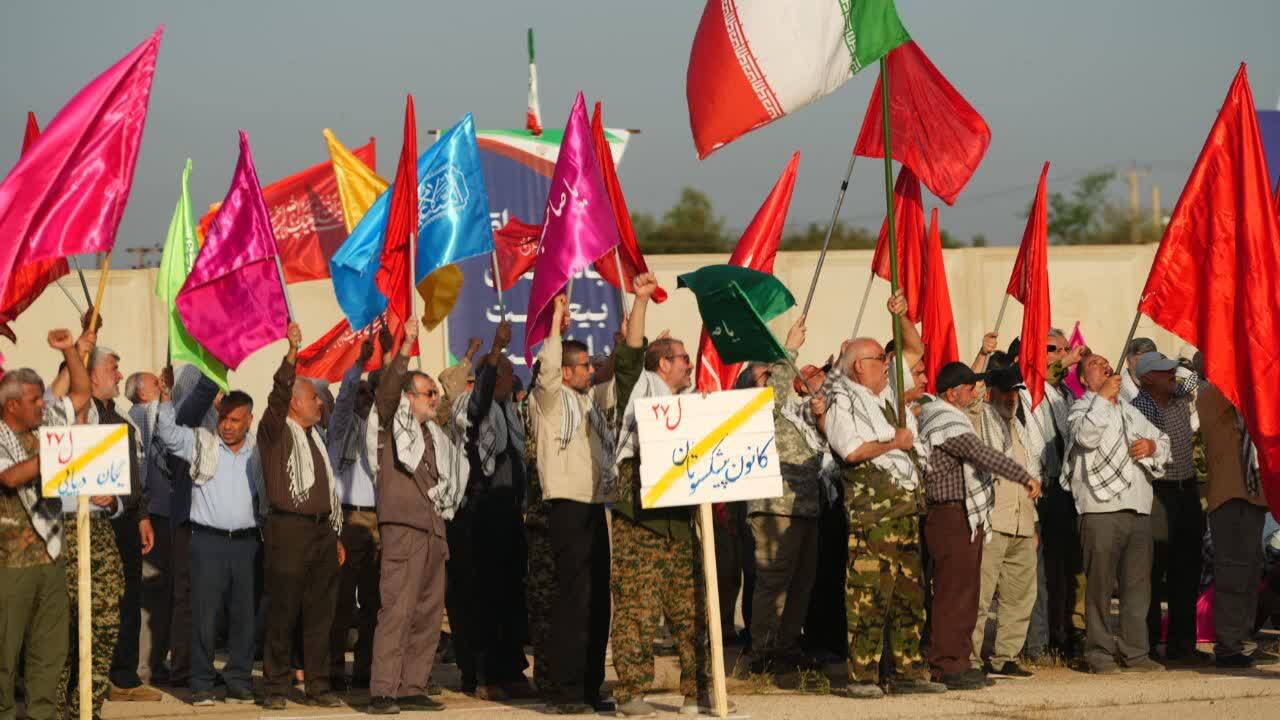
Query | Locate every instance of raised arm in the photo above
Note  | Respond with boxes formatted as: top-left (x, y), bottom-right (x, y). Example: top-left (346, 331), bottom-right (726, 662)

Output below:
top-left (175, 374), bottom-right (218, 428)
top-left (258, 323), bottom-right (301, 448)
top-left (153, 400), bottom-right (197, 463)
top-left (469, 322), bottom-right (511, 426)
top-left (48, 328), bottom-right (93, 417)
top-left (887, 290), bottom-right (923, 370)
top-left (531, 298), bottom-right (567, 413)
top-left (376, 320), bottom-right (416, 426)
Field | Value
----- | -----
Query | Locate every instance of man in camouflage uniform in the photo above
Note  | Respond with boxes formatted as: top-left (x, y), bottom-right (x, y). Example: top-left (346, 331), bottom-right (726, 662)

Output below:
top-left (518, 368), bottom-right (557, 698)
top-left (823, 294), bottom-right (944, 698)
top-left (0, 330), bottom-right (90, 720)
top-left (610, 274), bottom-right (716, 717)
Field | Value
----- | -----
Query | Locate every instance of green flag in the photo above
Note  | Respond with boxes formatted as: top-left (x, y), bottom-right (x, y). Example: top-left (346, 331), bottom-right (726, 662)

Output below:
top-left (156, 159), bottom-right (229, 391)
top-left (677, 265), bottom-right (795, 365)
top-left (844, 0), bottom-right (911, 74)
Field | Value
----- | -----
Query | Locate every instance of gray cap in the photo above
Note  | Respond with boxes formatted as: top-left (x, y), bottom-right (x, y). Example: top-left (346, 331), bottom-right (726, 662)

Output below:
top-left (1135, 351), bottom-right (1178, 378)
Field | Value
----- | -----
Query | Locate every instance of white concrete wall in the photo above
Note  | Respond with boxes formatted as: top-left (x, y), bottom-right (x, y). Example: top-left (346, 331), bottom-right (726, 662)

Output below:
top-left (1, 245), bottom-right (1181, 400)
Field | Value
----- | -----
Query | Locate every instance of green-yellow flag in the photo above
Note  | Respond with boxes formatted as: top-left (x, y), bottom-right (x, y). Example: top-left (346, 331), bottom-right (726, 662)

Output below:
top-left (156, 159), bottom-right (229, 391)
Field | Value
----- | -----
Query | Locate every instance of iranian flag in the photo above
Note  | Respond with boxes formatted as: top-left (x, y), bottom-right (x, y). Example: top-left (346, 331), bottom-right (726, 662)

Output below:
top-left (687, 0), bottom-right (909, 159)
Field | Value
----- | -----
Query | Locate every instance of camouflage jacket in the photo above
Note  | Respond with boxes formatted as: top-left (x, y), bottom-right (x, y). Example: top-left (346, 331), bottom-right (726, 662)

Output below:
top-left (748, 355), bottom-right (821, 518)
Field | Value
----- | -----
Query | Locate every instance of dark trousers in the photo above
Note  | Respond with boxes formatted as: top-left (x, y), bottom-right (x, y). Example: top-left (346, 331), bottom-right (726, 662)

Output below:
top-left (1147, 482), bottom-right (1205, 656)
top-left (263, 514), bottom-right (339, 698)
top-left (168, 523), bottom-right (192, 685)
top-left (802, 483), bottom-right (849, 661)
top-left (1210, 499), bottom-right (1267, 657)
top-left (139, 515), bottom-right (171, 682)
top-left (189, 530), bottom-right (261, 693)
top-left (925, 504), bottom-right (983, 677)
top-left (0, 561), bottom-right (68, 720)
top-left (545, 500), bottom-right (610, 706)
top-left (1081, 511), bottom-right (1153, 669)
top-left (330, 509), bottom-right (380, 684)
top-left (445, 488), bottom-right (529, 688)
top-left (109, 514), bottom-right (144, 688)
top-left (1039, 487), bottom-right (1082, 655)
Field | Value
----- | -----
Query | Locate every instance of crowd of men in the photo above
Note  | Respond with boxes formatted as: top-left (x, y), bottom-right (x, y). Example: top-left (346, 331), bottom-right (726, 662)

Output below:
top-left (1, 273), bottom-right (1277, 719)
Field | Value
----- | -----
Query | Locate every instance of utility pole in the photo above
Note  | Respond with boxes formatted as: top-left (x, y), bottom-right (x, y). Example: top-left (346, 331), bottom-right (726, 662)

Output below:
top-left (1151, 184), bottom-right (1161, 233)
top-left (1125, 163), bottom-right (1150, 244)
top-left (125, 247), bottom-right (150, 269)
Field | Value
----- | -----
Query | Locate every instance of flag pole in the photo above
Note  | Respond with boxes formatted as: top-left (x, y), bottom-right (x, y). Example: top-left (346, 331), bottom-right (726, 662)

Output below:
top-left (1116, 309), bottom-right (1142, 377)
top-left (801, 153), bottom-right (857, 318)
top-left (55, 278), bottom-right (85, 314)
top-left (851, 270), bottom-right (875, 337)
top-left (878, 57), bottom-right (906, 427)
top-left (993, 293), bottom-right (1011, 336)
top-left (697, 502), bottom-right (730, 719)
top-left (410, 228), bottom-right (421, 370)
top-left (70, 256), bottom-right (93, 307)
top-left (491, 252), bottom-right (506, 319)
top-left (269, 251), bottom-right (296, 322)
top-left (612, 248), bottom-right (630, 316)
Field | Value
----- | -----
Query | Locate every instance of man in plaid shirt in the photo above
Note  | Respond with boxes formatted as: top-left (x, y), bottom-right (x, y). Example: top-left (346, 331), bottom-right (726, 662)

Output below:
top-left (1128, 351), bottom-right (1205, 664)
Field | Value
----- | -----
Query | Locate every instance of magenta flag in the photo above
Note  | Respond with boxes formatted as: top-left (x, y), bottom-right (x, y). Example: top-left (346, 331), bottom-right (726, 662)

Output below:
top-left (524, 92), bottom-right (621, 364)
top-left (1062, 321), bottom-right (1088, 399)
top-left (176, 131), bottom-right (289, 369)
top-left (0, 28), bottom-right (161, 305)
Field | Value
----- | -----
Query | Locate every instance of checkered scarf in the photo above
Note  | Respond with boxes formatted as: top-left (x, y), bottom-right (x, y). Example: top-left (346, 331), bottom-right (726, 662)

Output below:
top-left (917, 400), bottom-right (993, 540)
top-left (284, 418), bottom-right (341, 532)
top-left (188, 428), bottom-right (270, 520)
top-left (390, 395), bottom-right (470, 520)
top-left (0, 397), bottom-right (73, 560)
top-left (451, 391), bottom-right (526, 478)
top-left (825, 375), bottom-right (919, 491)
top-left (1061, 391), bottom-right (1165, 501)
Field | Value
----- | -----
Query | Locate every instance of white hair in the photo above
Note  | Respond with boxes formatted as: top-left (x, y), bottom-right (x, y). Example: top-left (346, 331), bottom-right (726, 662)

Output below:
top-left (0, 368), bottom-right (44, 406)
top-left (88, 346), bottom-right (120, 371)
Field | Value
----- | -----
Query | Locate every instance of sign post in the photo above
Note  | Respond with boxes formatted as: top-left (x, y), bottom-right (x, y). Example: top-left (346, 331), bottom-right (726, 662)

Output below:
top-left (637, 387), bottom-right (782, 718)
top-left (41, 423), bottom-right (132, 720)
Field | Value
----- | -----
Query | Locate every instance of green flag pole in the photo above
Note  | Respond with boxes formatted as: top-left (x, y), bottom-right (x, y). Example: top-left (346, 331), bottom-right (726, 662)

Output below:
top-left (878, 57), bottom-right (906, 428)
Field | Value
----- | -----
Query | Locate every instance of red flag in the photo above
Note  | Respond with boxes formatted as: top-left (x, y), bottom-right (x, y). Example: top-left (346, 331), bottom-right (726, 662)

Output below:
top-left (871, 166), bottom-right (926, 323)
top-left (588, 102), bottom-right (668, 303)
top-left (198, 140), bottom-right (376, 283)
top-left (1008, 162), bottom-right (1051, 409)
top-left (695, 152), bottom-right (798, 392)
top-left (1138, 64), bottom-right (1280, 512)
top-left (854, 41), bottom-right (991, 206)
top-left (493, 216), bottom-right (542, 291)
top-left (297, 311), bottom-right (408, 382)
top-left (921, 208), bottom-right (959, 393)
top-left (372, 95), bottom-right (419, 356)
top-left (0, 113), bottom-right (71, 343)
top-left (0, 29), bottom-right (161, 308)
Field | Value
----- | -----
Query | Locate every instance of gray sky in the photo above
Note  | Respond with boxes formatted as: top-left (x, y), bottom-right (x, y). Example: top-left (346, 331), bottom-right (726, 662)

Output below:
top-left (2, 0), bottom-right (1278, 257)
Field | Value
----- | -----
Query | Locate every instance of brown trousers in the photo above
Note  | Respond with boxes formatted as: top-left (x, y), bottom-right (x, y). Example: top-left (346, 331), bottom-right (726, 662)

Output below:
top-left (925, 503), bottom-right (983, 677)
top-left (370, 524), bottom-right (447, 698)
top-left (263, 514), bottom-right (339, 698)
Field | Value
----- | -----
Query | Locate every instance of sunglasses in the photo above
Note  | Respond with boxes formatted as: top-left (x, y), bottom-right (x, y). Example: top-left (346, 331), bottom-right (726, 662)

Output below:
top-left (408, 389), bottom-right (440, 399)
top-left (1047, 344), bottom-right (1064, 353)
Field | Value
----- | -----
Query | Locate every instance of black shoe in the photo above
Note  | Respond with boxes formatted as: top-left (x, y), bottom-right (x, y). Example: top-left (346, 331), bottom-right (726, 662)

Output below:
top-left (987, 661), bottom-right (1034, 679)
top-left (331, 676), bottom-right (350, 693)
top-left (190, 690), bottom-right (216, 707)
top-left (587, 696), bottom-right (616, 712)
top-left (1248, 650), bottom-right (1279, 666)
top-left (351, 676), bottom-right (371, 690)
top-left (226, 687), bottom-right (255, 704)
top-left (939, 672), bottom-right (985, 690)
top-left (397, 694), bottom-right (444, 711)
top-left (366, 696), bottom-right (400, 714)
top-left (1215, 653), bottom-right (1256, 669)
top-left (262, 694), bottom-right (287, 710)
top-left (306, 692), bottom-right (343, 708)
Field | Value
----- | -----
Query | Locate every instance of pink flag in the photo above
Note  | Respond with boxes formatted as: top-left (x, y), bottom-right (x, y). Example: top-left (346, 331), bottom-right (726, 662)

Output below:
top-left (1062, 322), bottom-right (1088, 399)
top-left (0, 28), bottom-right (161, 305)
top-left (176, 131), bottom-right (289, 369)
top-left (524, 92), bottom-right (621, 364)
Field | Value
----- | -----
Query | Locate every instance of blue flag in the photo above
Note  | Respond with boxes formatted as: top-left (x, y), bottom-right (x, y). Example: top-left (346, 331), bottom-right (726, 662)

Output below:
top-left (330, 113), bottom-right (494, 331)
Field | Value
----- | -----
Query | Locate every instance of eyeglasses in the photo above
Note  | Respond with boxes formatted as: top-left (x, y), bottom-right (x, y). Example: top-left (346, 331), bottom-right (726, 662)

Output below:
top-left (408, 389), bottom-right (440, 399)
top-left (1047, 344), bottom-right (1063, 353)
top-left (857, 353), bottom-right (888, 364)
top-left (667, 353), bottom-right (691, 364)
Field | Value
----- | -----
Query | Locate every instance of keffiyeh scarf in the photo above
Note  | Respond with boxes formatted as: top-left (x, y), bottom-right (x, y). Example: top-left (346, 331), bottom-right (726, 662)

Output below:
top-left (560, 387), bottom-right (617, 496)
top-left (825, 376), bottom-right (919, 491)
top-left (391, 395), bottom-right (470, 520)
top-left (0, 397), bottom-right (73, 560)
top-left (189, 429), bottom-right (269, 519)
top-left (451, 392), bottom-right (526, 478)
top-left (917, 400), bottom-right (993, 540)
top-left (284, 418), bottom-right (341, 532)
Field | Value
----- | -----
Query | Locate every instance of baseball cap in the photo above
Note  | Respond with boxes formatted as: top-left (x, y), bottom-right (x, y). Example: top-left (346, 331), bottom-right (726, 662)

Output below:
top-left (985, 363), bottom-right (1026, 392)
top-left (1135, 351), bottom-right (1178, 378)
top-left (936, 362), bottom-right (986, 395)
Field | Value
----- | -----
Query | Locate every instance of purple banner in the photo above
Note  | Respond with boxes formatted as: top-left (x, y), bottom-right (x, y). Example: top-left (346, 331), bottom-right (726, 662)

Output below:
top-left (447, 137), bottom-right (622, 381)
top-left (1259, 110), bottom-right (1280, 195)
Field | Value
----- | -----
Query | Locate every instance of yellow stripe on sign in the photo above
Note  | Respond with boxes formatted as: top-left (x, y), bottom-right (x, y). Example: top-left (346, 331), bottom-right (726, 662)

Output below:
top-left (42, 425), bottom-right (129, 497)
top-left (642, 386), bottom-right (774, 509)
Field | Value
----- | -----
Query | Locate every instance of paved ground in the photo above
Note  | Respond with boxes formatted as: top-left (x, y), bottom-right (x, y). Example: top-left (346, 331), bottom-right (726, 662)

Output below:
top-left (93, 651), bottom-right (1280, 720)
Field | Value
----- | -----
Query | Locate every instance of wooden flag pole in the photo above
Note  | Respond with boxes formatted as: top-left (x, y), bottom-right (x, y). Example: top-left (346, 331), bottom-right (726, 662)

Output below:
top-left (802, 152), bottom-right (857, 318)
top-left (878, 57), bottom-right (907, 427)
top-left (77, 252), bottom-right (111, 720)
top-left (992, 293), bottom-right (1012, 337)
top-left (850, 270), bottom-right (876, 338)
top-left (697, 503), bottom-right (730, 718)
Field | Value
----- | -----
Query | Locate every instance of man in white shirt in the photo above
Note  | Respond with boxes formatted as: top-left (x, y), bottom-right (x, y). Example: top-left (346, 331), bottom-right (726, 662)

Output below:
top-left (1064, 353), bottom-right (1170, 674)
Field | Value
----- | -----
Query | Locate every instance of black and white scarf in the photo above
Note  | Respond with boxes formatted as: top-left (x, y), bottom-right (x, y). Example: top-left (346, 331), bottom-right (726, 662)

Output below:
top-left (559, 387), bottom-right (617, 495)
top-left (825, 375), bottom-right (920, 491)
top-left (451, 391), bottom-right (526, 477)
top-left (917, 400), bottom-right (993, 540)
top-left (284, 418), bottom-right (341, 532)
top-left (0, 397), bottom-right (76, 560)
top-left (391, 395), bottom-right (469, 520)
top-left (189, 429), bottom-right (270, 520)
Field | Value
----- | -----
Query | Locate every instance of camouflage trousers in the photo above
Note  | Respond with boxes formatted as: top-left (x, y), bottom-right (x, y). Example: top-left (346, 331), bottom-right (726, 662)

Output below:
top-left (57, 515), bottom-right (122, 720)
top-left (525, 522), bottom-right (556, 696)
top-left (845, 510), bottom-right (927, 685)
top-left (609, 518), bottom-right (709, 704)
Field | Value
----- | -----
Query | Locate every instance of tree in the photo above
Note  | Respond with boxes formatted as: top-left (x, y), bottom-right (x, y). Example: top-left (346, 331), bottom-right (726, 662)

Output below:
top-left (1040, 170), bottom-right (1115, 244)
top-left (780, 220), bottom-right (876, 251)
top-left (938, 228), bottom-right (964, 248)
top-left (634, 187), bottom-right (729, 254)
top-left (971, 233), bottom-right (988, 247)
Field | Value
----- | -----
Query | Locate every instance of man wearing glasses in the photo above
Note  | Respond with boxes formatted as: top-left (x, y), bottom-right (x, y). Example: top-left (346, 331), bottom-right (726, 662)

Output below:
top-left (367, 321), bottom-right (468, 714)
top-left (824, 295), bottom-right (941, 698)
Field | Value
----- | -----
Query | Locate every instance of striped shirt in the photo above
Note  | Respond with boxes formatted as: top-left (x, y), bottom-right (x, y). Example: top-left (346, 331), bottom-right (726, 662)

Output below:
top-left (1130, 374), bottom-right (1199, 482)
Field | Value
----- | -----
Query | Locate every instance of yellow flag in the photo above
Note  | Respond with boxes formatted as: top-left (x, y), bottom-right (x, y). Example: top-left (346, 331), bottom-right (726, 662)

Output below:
top-left (417, 265), bottom-right (465, 332)
top-left (324, 128), bottom-right (389, 233)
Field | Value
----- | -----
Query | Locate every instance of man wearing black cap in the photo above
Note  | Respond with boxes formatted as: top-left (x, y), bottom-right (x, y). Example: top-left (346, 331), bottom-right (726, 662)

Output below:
top-left (966, 355), bottom-right (1048, 679)
top-left (916, 363), bottom-right (1041, 690)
